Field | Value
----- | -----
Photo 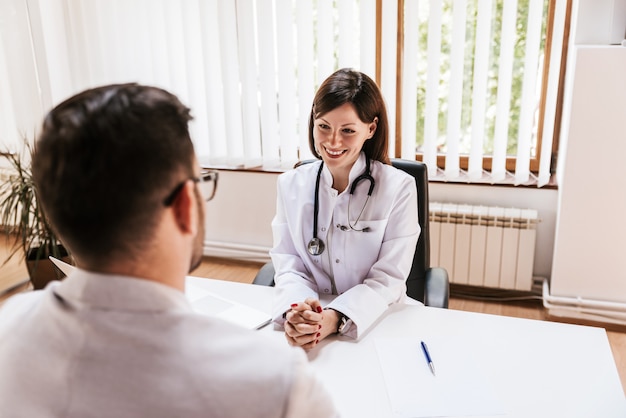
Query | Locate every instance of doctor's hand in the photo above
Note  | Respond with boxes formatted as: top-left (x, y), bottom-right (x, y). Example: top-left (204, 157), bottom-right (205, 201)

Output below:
top-left (284, 298), bottom-right (341, 351)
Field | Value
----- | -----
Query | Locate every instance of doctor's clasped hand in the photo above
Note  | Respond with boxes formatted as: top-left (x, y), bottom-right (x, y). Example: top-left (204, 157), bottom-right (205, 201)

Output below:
top-left (284, 299), bottom-right (342, 350)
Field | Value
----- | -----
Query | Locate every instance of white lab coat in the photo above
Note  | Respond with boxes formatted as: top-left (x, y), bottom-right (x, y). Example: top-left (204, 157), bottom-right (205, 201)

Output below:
top-left (270, 153), bottom-right (420, 339)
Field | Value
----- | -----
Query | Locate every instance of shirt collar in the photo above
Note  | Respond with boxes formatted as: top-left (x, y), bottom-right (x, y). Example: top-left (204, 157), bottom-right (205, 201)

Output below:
top-left (51, 269), bottom-right (192, 313)
top-left (320, 152), bottom-right (368, 191)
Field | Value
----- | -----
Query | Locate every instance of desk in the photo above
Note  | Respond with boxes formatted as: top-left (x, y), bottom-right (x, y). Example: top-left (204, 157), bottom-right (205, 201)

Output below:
top-left (187, 277), bottom-right (626, 418)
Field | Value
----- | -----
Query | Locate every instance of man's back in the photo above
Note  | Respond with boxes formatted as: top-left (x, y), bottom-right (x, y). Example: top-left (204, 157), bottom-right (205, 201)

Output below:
top-left (0, 271), bottom-right (336, 417)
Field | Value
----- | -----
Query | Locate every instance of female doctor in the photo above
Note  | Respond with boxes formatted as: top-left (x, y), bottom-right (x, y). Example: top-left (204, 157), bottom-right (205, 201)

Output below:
top-left (270, 68), bottom-right (420, 350)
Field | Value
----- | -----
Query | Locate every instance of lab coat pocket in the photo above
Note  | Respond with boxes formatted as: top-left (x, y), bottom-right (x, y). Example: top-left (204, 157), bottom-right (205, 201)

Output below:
top-left (343, 218), bottom-right (388, 273)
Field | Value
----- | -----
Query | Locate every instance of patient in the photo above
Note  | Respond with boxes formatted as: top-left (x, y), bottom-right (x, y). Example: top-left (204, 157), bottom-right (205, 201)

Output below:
top-left (0, 84), bottom-right (337, 417)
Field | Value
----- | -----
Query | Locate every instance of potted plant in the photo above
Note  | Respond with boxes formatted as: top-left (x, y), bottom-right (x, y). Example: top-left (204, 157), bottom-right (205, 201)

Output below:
top-left (0, 141), bottom-right (71, 289)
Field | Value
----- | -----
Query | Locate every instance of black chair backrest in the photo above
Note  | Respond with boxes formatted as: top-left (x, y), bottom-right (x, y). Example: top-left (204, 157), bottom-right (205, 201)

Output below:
top-left (390, 159), bottom-right (430, 302)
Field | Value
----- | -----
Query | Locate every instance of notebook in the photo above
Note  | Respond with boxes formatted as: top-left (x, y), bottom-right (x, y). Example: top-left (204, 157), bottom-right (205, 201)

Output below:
top-left (49, 257), bottom-right (272, 330)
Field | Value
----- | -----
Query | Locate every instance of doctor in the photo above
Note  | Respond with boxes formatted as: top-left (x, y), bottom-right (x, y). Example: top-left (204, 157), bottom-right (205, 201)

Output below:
top-left (271, 68), bottom-right (420, 349)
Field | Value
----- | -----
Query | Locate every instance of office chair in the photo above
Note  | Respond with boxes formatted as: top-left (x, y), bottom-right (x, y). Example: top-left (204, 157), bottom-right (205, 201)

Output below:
top-left (253, 158), bottom-right (449, 308)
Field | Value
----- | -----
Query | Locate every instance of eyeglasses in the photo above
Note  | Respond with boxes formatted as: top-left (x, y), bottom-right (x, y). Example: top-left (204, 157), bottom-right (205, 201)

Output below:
top-left (163, 169), bottom-right (219, 206)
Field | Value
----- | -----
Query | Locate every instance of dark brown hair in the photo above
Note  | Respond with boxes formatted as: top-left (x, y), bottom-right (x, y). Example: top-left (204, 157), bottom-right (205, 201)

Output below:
top-left (308, 68), bottom-right (390, 164)
top-left (32, 83), bottom-right (195, 264)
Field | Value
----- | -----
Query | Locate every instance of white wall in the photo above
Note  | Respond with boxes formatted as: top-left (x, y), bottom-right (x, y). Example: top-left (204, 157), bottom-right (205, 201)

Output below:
top-left (204, 171), bottom-right (279, 262)
top-left (574, 0), bottom-right (626, 44)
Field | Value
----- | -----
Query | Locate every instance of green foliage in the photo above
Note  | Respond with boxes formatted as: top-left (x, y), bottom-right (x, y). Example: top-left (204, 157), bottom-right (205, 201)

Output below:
top-left (0, 141), bottom-right (65, 266)
top-left (413, 0), bottom-right (548, 157)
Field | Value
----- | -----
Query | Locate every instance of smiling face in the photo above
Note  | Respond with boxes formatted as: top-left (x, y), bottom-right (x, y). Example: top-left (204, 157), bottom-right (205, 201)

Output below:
top-left (313, 102), bottom-right (377, 178)
top-left (308, 69), bottom-right (390, 169)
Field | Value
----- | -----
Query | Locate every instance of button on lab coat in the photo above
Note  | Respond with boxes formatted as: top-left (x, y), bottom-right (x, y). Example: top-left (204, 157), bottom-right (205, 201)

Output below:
top-left (270, 153), bottom-right (420, 339)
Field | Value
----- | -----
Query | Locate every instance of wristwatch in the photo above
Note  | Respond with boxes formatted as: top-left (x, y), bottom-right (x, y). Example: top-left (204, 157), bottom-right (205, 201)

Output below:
top-left (324, 308), bottom-right (352, 334)
top-left (337, 312), bottom-right (352, 335)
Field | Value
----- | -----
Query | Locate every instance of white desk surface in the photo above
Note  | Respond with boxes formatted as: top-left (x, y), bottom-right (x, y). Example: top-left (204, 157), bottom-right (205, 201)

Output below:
top-left (187, 276), bottom-right (626, 418)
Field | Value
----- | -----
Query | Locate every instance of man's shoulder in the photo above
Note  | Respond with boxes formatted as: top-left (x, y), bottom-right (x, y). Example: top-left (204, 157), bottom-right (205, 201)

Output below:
top-left (0, 288), bottom-right (47, 319)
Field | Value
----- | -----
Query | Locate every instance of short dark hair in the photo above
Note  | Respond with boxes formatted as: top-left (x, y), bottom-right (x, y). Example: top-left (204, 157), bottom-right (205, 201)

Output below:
top-left (32, 83), bottom-right (195, 264)
top-left (308, 68), bottom-right (390, 164)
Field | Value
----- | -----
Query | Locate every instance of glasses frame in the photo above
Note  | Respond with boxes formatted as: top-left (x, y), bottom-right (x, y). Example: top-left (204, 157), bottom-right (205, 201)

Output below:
top-left (162, 169), bottom-right (219, 206)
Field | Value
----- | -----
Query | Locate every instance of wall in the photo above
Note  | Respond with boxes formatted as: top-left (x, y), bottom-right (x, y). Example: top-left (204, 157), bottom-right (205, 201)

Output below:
top-left (574, 0), bottom-right (626, 44)
top-left (204, 170), bottom-right (279, 262)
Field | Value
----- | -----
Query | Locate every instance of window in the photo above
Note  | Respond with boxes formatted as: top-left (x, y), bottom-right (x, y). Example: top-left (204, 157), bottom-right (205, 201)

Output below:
top-left (396, 0), bottom-right (569, 186)
top-left (0, 0), bottom-right (568, 187)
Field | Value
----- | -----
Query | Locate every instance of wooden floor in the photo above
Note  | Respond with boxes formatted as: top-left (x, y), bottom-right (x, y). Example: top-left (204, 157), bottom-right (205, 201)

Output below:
top-left (2, 251), bottom-right (625, 395)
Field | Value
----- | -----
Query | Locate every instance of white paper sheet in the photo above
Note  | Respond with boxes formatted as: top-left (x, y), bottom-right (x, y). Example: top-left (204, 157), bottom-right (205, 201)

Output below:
top-left (186, 283), bottom-right (271, 329)
top-left (374, 337), bottom-right (506, 417)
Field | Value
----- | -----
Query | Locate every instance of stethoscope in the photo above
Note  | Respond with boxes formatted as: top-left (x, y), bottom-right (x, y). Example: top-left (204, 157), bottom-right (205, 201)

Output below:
top-left (307, 156), bottom-right (375, 256)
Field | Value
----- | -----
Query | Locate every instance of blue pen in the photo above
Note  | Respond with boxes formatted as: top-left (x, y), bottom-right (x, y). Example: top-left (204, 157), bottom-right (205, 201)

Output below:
top-left (420, 341), bottom-right (436, 376)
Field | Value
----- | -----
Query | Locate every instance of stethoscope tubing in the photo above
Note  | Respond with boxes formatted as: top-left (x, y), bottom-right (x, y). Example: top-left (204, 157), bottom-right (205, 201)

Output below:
top-left (307, 163), bottom-right (326, 256)
top-left (307, 157), bottom-right (374, 256)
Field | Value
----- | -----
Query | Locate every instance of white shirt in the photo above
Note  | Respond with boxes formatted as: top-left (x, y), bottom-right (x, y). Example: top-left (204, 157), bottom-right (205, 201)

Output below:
top-left (0, 271), bottom-right (338, 418)
top-left (270, 153), bottom-right (420, 338)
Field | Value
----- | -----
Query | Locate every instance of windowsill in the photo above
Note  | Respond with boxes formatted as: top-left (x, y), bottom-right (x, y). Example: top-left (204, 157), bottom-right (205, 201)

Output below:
top-left (201, 164), bottom-right (559, 189)
top-left (201, 163), bottom-right (286, 174)
top-left (426, 171), bottom-right (559, 190)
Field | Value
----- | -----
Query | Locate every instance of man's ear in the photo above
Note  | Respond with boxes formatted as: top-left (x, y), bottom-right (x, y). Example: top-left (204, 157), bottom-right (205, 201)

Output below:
top-left (171, 180), bottom-right (197, 235)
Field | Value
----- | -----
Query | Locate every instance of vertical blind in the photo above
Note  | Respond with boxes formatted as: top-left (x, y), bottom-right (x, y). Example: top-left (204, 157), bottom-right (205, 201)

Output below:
top-left (0, 0), bottom-right (376, 171)
top-left (0, 0), bottom-right (565, 187)
top-left (400, 0), bottom-right (566, 186)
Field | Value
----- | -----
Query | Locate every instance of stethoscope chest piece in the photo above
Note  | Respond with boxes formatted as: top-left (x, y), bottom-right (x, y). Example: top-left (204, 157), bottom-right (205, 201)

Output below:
top-left (307, 237), bottom-right (325, 256)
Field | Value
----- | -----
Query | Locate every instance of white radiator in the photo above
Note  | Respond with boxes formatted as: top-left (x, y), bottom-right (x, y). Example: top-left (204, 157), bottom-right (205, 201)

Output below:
top-left (430, 203), bottom-right (539, 291)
